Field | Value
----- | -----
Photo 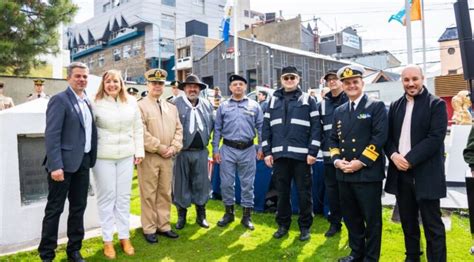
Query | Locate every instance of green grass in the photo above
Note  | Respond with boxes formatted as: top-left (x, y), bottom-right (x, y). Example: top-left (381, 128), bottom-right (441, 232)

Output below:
top-left (2, 174), bottom-right (472, 261)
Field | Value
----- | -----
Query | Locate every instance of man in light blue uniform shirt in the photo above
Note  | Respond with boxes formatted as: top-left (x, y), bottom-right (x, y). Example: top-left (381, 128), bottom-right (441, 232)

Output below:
top-left (212, 74), bottom-right (264, 230)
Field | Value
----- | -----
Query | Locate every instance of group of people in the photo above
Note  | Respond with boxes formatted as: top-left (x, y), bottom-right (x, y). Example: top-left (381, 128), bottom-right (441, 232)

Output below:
top-left (0, 78), bottom-right (51, 111)
top-left (36, 60), bottom-right (449, 262)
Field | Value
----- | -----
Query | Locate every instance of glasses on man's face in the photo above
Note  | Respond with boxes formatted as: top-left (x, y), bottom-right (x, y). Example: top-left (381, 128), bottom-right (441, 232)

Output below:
top-left (282, 75), bottom-right (296, 81)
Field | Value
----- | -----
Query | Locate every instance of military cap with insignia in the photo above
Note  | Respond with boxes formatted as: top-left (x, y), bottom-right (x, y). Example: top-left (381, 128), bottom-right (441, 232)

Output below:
top-left (141, 90), bottom-right (149, 97)
top-left (281, 66), bottom-right (299, 77)
top-left (170, 80), bottom-right (180, 87)
top-left (127, 87), bottom-right (139, 94)
top-left (178, 74), bottom-right (207, 90)
top-left (144, 68), bottom-right (167, 82)
top-left (323, 69), bottom-right (338, 81)
top-left (337, 65), bottom-right (365, 81)
top-left (33, 79), bottom-right (45, 85)
top-left (229, 74), bottom-right (247, 84)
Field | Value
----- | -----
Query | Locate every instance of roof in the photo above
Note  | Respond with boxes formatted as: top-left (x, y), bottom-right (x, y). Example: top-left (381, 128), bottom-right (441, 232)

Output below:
top-left (245, 38), bottom-right (374, 70)
top-left (363, 70), bottom-right (401, 83)
top-left (438, 27), bottom-right (458, 42)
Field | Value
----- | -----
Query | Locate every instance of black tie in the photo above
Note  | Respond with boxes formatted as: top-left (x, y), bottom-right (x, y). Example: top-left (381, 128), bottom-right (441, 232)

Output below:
top-left (157, 100), bottom-right (162, 115)
top-left (37, 94), bottom-right (41, 98)
top-left (351, 101), bottom-right (356, 112)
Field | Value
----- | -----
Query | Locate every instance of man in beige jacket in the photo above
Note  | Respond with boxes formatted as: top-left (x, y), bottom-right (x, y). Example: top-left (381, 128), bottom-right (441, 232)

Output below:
top-left (138, 68), bottom-right (183, 244)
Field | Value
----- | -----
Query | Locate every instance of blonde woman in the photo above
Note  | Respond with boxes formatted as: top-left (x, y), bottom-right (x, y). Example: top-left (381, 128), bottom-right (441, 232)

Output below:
top-left (92, 70), bottom-right (144, 259)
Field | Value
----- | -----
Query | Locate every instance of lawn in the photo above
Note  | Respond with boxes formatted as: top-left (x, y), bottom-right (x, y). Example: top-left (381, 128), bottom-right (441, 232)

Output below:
top-left (2, 174), bottom-right (472, 262)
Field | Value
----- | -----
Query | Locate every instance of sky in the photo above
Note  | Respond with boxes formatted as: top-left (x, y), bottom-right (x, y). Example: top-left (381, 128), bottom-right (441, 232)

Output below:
top-left (72, 0), bottom-right (474, 65)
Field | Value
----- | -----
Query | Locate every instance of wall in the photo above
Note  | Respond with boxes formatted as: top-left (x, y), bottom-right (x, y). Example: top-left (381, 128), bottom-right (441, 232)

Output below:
top-left (439, 40), bottom-right (463, 75)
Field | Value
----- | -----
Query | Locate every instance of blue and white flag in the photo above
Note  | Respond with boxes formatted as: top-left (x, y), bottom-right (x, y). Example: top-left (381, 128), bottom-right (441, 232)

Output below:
top-left (219, 0), bottom-right (233, 46)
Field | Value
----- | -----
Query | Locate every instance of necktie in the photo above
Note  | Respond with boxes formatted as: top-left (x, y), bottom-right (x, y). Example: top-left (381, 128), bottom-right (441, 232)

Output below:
top-left (351, 101), bottom-right (356, 112)
top-left (37, 94), bottom-right (41, 98)
top-left (157, 100), bottom-right (162, 115)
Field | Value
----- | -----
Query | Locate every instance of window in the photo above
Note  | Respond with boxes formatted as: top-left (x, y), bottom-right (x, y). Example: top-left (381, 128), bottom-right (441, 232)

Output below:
top-left (103, 2), bottom-right (110, 13)
top-left (244, 10), bottom-right (250, 17)
top-left (88, 57), bottom-right (95, 70)
top-left (448, 69), bottom-right (457, 75)
top-left (132, 41), bottom-right (141, 56)
top-left (98, 54), bottom-right (105, 67)
top-left (178, 47), bottom-right (190, 58)
top-left (193, 0), bottom-right (205, 13)
top-left (448, 47), bottom-right (456, 55)
top-left (161, 14), bottom-right (175, 30)
top-left (193, 0), bottom-right (204, 6)
top-left (123, 45), bottom-right (131, 59)
top-left (320, 36), bottom-right (335, 43)
top-left (113, 48), bottom-right (121, 61)
top-left (162, 0), bottom-right (175, 6)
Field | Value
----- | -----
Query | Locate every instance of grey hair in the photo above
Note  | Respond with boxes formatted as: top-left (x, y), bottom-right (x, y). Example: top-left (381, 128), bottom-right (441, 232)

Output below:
top-left (402, 64), bottom-right (424, 76)
top-left (67, 62), bottom-right (89, 77)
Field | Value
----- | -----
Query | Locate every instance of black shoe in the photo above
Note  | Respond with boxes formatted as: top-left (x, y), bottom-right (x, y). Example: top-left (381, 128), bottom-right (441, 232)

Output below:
top-left (241, 207), bottom-right (255, 230)
top-left (273, 227), bottom-right (288, 239)
top-left (175, 207), bottom-right (187, 230)
top-left (157, 230), bottom-right (179, 239)
top-left (338, 255), bottom-right (358, 262)
top-left (299, 228), bottom-right (310, 241)
top-left (143, 233), bottom-right (158, 243)
top-left (196, 205), bottom-right (210, 228)
top-left (67, 251), bottom-right (86, 262)
top-left (404, 257), bottom-right (421, 262)
top-left (41, 259), bottom-right (53, 262)
top-left (324, 223), bottom-right (341, 237)
top-left (217, 205), bottom-right (235, 227)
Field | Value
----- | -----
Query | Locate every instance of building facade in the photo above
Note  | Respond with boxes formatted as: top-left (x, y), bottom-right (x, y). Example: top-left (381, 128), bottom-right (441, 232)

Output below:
top-left (319, 27), bottom-right (362, 58)
top-left (193, 37), bottom-right (349, 96)
top-left (340, 50), bottom-right (401, 70)
top-left (438, 26), bottom-right (463, 76)
top-left (68, 0), bottom-right (242, 83)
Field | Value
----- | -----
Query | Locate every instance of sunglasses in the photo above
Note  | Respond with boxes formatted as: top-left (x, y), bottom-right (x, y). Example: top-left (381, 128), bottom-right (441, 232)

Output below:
top-left (282, 75), bottom-right (297, 81)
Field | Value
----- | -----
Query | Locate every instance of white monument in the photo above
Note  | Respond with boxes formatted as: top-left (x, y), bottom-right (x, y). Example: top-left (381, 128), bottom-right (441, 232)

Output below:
top-left (445, 124), bottom-right (471, 184)
top-left (0, 79), bottom-right (101, 254)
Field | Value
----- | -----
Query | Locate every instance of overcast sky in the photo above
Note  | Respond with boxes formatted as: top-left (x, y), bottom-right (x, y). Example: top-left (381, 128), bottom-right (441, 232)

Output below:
top-left (72, 0), bottom-right (474, 65)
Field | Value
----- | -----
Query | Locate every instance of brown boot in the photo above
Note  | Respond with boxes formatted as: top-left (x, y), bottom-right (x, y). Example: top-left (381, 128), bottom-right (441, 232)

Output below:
top-left (103, 242), bottom-right (116, 259)
top-left (120, 239), bottom-right (135, 256)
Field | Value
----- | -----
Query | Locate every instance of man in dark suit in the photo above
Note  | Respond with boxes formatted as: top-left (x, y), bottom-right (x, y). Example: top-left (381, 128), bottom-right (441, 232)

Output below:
top-left (385, 65), bottom-right (447, 262)
top-left (38, 62), bottom-right (97, 262)
top-left (329, 65), bottom-right (388, 262)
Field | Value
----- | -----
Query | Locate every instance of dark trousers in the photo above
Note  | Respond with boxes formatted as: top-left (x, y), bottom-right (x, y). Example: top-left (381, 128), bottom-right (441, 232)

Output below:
top-left (324, 164), bottom-right (342, 226)
top-left (38, 154), bottom-right (91, 260)
top-left (339, 181), bottom-right (382, 262)
top-left (274, 158), bottom-right (313, 230)
top-left (397, 173), bottom-right (447, 262)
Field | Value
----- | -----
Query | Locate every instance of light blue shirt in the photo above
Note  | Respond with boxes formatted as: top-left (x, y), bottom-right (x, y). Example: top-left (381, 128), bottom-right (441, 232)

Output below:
top-left (212, 96), bottom-right (263, 153)
top-left (69, 87), bottom-right (92, 153)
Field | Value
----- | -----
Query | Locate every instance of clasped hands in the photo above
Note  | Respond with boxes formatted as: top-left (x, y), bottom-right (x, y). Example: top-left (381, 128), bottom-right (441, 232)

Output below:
top-left (335, 159), bottom-right (364, 173)
top-left (159, 146), bottom-right (176, 159)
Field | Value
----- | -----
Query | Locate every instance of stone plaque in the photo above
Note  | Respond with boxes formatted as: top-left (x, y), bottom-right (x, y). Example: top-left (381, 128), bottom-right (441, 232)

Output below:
top-left (17, 134), bottom-right (48, 205)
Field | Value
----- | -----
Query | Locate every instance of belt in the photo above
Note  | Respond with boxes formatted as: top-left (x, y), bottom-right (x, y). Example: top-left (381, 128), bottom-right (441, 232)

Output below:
top-left (183, 147), bottom-right (204, 151)
top-left (223, 139), bottom-right (254, 150)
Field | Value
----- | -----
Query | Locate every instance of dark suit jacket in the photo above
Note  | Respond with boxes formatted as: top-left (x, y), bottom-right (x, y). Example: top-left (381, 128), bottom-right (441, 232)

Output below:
top-left (384, 87), bottom-right (447, 200)
top-left (44, 87), bottom-right (97, 173)
top-left (329, 94), bottom-right (388, 182)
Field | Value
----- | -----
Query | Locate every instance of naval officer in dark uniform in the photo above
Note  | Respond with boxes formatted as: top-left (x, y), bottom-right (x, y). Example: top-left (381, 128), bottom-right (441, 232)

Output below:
top-left (329, 65), bottom-right (388, 262)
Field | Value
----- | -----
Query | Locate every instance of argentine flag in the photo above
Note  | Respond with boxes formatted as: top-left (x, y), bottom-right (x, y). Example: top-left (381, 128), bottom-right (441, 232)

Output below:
top-left (220, 0), bottom-right (233, 46)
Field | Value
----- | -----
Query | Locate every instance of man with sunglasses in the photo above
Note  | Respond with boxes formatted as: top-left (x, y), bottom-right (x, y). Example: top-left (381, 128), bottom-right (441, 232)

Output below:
top-left (329, 65), bottom-right (388, 262)
top-left (137, 68), bottom-right (183, 244)
top-left (318, 69), bottom-right (348, 237)
top-left (262, 66), bottom-right (320, 241)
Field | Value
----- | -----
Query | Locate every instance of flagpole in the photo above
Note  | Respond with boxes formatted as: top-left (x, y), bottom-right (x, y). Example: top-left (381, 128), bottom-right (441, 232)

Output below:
top-left (233, 0), bottom-right (239, 74)
top-left (421, 0), bottom-right (427, 73)
top-left (405, 0), bottom-right (413, 64)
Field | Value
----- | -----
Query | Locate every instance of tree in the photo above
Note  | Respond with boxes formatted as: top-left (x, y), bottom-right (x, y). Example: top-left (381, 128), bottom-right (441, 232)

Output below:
top-left (0, 0), bottom-right (78, 75)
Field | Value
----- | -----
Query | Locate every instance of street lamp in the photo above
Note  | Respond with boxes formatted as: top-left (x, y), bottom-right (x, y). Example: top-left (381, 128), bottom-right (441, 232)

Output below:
top-left (135, 15), bottom-right (164, 68)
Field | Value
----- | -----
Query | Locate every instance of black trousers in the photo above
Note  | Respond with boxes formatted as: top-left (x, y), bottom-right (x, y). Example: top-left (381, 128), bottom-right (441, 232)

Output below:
top-left (274, 158), bottom-right (313, 230)
top-left (324, 164), bottom-right (342, 226)
top-left (38, 154), bottom-right (91, 260)
top-left (339, 181), bottom-right (382, 262)
top-left (397, 173), bottom-right (447, 262)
